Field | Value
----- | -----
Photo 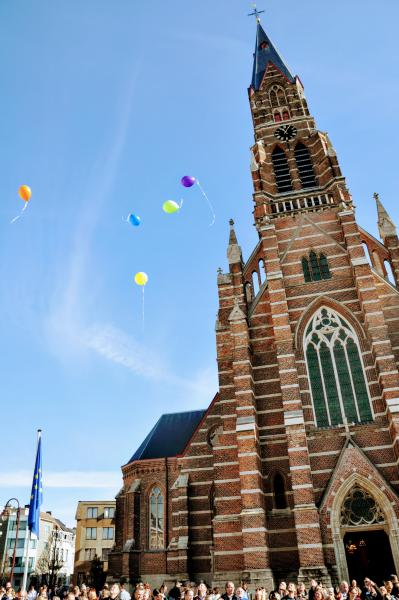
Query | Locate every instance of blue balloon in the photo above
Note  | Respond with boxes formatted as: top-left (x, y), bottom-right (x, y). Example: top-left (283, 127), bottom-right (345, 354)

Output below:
top-left (128, 213), bottom-right (141, 227)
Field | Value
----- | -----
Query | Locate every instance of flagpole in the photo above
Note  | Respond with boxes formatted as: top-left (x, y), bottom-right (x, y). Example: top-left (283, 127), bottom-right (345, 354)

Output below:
top-left (22, 429), bottom-right (42, 592)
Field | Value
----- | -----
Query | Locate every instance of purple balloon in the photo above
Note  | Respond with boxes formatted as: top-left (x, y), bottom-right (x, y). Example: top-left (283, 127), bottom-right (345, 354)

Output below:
top-left (181, 175), bottom-right (196, 188)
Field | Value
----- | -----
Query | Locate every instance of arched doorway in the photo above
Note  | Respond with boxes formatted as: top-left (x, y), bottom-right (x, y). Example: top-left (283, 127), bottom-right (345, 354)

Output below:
top-left (330, 475), bottom-right (399, 583)
top-left (344, 530), bottom-right (394, 583)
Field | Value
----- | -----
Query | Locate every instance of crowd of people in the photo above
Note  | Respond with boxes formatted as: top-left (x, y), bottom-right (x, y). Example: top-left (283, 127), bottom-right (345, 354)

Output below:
top-left (2, 578), bottom-right (399, 600)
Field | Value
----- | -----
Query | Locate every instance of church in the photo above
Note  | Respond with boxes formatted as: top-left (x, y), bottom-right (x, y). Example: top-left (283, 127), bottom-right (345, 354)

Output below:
top-left (108, 19), bottom-right (399, 587)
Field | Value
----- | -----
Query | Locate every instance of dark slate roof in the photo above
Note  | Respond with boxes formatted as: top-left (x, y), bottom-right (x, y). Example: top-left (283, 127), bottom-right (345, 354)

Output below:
top-left (251, 22), bottom-right (295, 90)
top-left (128, 410), bottom-right (206, 463)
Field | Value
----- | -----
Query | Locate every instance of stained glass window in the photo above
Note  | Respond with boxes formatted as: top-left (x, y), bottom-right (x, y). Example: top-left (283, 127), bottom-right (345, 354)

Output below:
top-left (305, 307), bottom-right (372, 427)
top-left (149, 487), bottom-right (164, 549)
top-left (341, 486), bottom-right (384, 526)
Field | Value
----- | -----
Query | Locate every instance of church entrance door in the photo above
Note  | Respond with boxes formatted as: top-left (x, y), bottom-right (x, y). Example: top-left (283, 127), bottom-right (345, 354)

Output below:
top-left (344, 530), bottom-right (395, 584)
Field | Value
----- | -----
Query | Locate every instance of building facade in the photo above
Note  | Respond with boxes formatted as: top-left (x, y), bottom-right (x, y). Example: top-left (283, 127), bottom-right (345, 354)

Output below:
top-left (36, 512), bottom-right (75, 586)
top-left (73, 501), bottom-right (116, 584)
top-left (109, 22), bottom-right (399, 587)
top-left (0, 508), bottom-right (75, 589)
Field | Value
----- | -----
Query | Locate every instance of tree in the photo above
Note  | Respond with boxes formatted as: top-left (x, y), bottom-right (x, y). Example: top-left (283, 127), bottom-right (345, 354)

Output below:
top-left (35, 532), bottom-right (64, 588)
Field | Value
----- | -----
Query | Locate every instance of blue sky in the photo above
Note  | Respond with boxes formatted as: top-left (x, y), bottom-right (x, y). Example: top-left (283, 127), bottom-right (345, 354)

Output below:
top-left (0, 0), bottom-right (398, 526)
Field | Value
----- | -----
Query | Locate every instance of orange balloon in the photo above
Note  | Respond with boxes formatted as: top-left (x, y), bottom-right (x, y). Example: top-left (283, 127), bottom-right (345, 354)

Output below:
top-left (18, 185), bottom-right (31, 202)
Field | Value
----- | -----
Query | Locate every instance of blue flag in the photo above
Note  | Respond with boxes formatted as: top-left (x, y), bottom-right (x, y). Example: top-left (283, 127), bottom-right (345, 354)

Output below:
top-left (28, 433), bottom-right (43, 538)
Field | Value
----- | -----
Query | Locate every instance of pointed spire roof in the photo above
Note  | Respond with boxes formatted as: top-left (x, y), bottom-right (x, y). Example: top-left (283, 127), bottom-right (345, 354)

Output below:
top-left (375, 192), bottom-right (397, 241)
top-left (251, 22), bottom-right (295, 90)
top-left (227, 219), bottom-right (243, 265)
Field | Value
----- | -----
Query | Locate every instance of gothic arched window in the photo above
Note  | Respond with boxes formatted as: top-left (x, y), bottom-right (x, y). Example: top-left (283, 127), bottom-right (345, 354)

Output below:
top-left (305, 307), bottom-right (373, 428)
top-left (272, 147), bottom-right (293, 193)
top-left (302, 251), bottom-right (331, 282)
top-left (269, 85), bottom-right (287, 108)
top-left (273, 473), bottom-right (288, 509)
top-left (295, 142), bottom-right (317, 189)
top-left (149, 486), bottom-right (164, 549)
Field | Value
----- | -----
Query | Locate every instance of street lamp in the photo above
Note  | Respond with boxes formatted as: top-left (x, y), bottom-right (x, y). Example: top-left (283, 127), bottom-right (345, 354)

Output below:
top-left (1, 498), bottom-right (21, 588)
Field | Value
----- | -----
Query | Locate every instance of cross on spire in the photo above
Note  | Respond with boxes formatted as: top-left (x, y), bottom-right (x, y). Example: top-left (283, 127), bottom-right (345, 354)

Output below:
top-left (248, 3), bottom-right (265, 23)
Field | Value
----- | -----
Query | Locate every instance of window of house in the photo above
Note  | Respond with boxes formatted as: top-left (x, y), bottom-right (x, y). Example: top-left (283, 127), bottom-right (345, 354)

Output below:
top-left (274, 112), bottom-right (282, 122)
top-left (102, 527), bottom-right (114, 540)
top-left (305, 307), bottom-right (373, 427)
top-left (87, 507), bottom-right (98, 519)
top-left (102, 548), bottom-right (110, 561)
top-left (104, 507), bottom-right (115, 519)
top-left (282, 111), bottom-right (290, 120)
top-left (84, 548), bottom-right (96, 561)
top-left (272, 147), bottom-right (293, 193)
top-left (302, 251), bottom-right (331, 282)
top-left (85, 527), bottom-right (97, 540)
top-left (149, 487), bottom-right (165, 550)
top-left (294, 142), bottom-right (317, 189)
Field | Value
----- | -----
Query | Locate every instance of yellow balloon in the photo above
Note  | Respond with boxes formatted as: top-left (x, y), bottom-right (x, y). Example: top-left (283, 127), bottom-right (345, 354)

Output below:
top-left (18, 185), bottom-right (31, 202)
top-left (134, 272), bottom-right (148, 286)
top-left (163, 200), bottom-right (180, 214)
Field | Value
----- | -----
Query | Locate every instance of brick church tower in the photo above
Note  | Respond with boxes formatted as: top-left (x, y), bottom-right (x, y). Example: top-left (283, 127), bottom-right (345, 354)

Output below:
top-left (109, 21), bottom-right (399, 587)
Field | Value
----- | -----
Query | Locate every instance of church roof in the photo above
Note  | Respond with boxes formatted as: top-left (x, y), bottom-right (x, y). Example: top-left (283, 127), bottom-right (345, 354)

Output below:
top-left (128, 409), bottom-right (206, 463)
top-left (251, 22), bottom-right (295, 90)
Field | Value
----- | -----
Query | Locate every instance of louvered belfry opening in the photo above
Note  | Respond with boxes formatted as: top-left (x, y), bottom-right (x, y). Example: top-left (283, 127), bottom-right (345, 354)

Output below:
top-left (295, 142), bottom-right (317, 189)
top-left (272, 146), bottom-right (293, 193)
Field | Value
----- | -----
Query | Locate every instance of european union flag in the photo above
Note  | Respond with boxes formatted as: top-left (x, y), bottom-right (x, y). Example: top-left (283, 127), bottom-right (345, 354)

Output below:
top-left (28, 432), bottom-right (43, 538)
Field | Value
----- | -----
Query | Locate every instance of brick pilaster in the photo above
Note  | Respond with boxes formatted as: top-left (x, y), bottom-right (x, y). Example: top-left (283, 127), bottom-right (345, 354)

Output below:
top-left (259, 219), bottom-right (329, 579)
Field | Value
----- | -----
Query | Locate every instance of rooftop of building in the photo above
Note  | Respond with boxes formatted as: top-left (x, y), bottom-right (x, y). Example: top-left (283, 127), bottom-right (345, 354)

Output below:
top-left (127, 409), bottom-right (206, 464)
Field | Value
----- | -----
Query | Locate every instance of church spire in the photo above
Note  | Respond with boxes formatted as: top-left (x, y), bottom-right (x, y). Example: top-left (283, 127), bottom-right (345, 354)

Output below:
top-left (375, 192), bottom-right (397, 241)
top-left (251, 22), bottom-right (295, 90)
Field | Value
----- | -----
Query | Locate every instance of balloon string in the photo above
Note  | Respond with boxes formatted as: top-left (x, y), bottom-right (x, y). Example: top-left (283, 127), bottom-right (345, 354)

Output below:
top-left (10, 202), bottom-right (28, 224)
top-left (196, 180), bottom-right (215, 227)
top-left (142, 287), bottom-right (145, 331)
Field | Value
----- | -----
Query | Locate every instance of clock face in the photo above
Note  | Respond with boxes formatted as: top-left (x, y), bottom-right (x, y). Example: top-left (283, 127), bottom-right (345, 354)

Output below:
top-left (274, 124), bottom-right (297, 142)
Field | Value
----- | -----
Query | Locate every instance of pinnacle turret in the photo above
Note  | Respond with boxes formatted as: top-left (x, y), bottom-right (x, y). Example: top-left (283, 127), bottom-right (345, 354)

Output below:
top-left (251, 22), bottom-right (295, 90)
top-left (375, 193), bottom-right (397, 241)
top-left (227, 219), bottom-right (242, 266)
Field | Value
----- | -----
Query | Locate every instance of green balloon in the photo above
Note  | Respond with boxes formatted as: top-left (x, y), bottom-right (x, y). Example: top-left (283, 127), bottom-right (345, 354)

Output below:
top-left (163, 200), bottom-right (180, 214)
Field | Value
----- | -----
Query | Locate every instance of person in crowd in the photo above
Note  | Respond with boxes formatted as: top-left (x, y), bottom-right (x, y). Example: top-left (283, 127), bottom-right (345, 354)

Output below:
top-left (327, 588), bottom-right (335, 600)
top-left (134, 588), bottom-right (144, 600)
top-left (278, 586), bottom-right (286, 600)
top-left (383, 583), bottom-right (394, 600)
top-left (241, 585), bottom-right (250, 600)
top-left (195, 584), bottom-right (207, 600)
top-left (184, 591), bottom-right (194, 600)
top-left (235, 589), bottom-right (245, 600)
top-left (269, 593), bottom-right (280, 600)
top-left (210, 589), bottom-right (220, 600)
top-left (100, 588), bottom-right (110, 600)
top-left (73, 588), bottom-right (80, 600)
top-left (221, 584), bottom-right (236, 600)
top-left (27, 586), bottom-right (37, 600)
top-left (109, 586), bottom-right (121, 600)
top-left (160, 586), bottom-right (168, 600)
top-left (87, 591), bottom-right (97, 600)
top-left (120, 586), bottom-right (130, 600)
top-left (337, 583), bottom-right (350, 600)
top-left (296, 584), bottom-right (306, 600)
top-left (349, 588), bottom-right (361, 600)
top-left (254, 589), bottom-right (266, 600)
top-left (66, 593), bottom-right (76, 600)
top-left (362, 580), bottom-right (381, 600)
top-left (308, 582), bottom-right (318, 600)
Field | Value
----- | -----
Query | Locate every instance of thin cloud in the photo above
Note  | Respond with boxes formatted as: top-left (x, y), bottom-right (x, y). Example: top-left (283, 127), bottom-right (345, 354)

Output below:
top-left (0, 471), bottom-right (121, 489)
